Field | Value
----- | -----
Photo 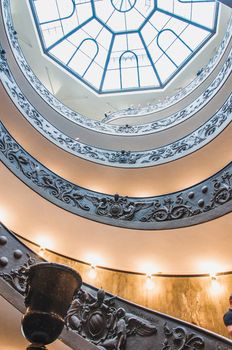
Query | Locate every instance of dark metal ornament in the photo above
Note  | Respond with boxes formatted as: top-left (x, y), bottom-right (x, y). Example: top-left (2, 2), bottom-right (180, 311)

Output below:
top-left (0, 236), bottom-right (7, 245)
top-left (26, 344), bottom-right (47, 350)
top-left (21, 262), bottom-right (82, 347)
top-left (0, 256), bottom-right (8, 266)
top-left (14, 249), bottom-right (23, 259)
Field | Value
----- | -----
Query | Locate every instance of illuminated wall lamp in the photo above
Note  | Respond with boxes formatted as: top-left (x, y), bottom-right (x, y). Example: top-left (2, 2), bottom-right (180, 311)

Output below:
top-left (38, 246), bottom-right (46, 258)
top-left (145, 274), bottom-right (154, 290)
top-left (88, 264), bottom-right (97, 279)
top-left (209, 272), bottom-right (217, 280)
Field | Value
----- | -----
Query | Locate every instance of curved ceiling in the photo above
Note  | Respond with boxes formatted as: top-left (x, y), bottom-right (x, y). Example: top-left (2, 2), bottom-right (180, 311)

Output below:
top-left (10, 0), bottom-right (231, 120)
top-left (29, 0), bottom-right (218, 94)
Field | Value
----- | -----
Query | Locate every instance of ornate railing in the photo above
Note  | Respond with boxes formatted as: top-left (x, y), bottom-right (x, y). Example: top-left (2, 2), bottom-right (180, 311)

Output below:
top-left (0, 223), bottom-right (97, 350)
top-left (1, 0), bottom-right (232, 135)
top-left (1, 223), bottom-right (232, 350)
top-left (0, 45), bottom-right (232, 168)
top-left (1, 121), bottom-right (232, 229)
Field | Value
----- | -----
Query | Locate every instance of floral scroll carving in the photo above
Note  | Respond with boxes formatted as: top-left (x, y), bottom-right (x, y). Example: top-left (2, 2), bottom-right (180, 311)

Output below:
top-left (87, 194), bottom-right (151, 220)
top-left (1, 123), bottom-right (232, 229)
top-left (0, 254), bottom-right (36, 295)
top-left (162, 323), bottom-right (204, 350)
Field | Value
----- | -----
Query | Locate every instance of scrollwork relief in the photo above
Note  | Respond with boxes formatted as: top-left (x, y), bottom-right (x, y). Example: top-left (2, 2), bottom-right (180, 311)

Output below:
top-left (140, 196), bottom-right (195, 223)
top-left (209, 171), bottom-right (232, 209)
top-left (0, 46), bottom-right (232, 167)
top-left (162, 323), bottom-right (204, 350)
top-left (65, 288), bottom-right (156, 350)
top-left (0, 253), bottom-right (36, 295)
top-left (0, 41), bottom-right (232, 166)
top-left (1, 122), bottom-right (232, 229)
top-left (87, 194), bottom-right (152, 220)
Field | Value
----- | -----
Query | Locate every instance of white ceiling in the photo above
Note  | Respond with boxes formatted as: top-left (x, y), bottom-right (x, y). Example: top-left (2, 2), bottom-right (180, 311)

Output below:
top-left (10, 1), bottom-right (232, 121)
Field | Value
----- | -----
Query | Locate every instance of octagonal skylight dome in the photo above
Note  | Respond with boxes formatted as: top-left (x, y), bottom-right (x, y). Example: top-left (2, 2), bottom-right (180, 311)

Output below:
top-left (30, 0), bottom-right (219, 94)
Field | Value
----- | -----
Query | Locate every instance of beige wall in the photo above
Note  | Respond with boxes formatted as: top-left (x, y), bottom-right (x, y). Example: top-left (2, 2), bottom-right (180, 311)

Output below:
top-left (23, 240), bottom-right (232, 339)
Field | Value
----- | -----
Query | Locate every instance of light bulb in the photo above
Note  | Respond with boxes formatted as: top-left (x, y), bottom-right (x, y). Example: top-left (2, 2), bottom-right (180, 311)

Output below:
top-left (145, 274), bottom-right (154, 290)
top-left (88, 265), bottom-right (97, 280)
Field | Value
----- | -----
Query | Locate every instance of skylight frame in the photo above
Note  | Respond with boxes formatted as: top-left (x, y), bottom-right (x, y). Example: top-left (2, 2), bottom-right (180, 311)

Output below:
top-left (29, 0), bottom-right (219, 95)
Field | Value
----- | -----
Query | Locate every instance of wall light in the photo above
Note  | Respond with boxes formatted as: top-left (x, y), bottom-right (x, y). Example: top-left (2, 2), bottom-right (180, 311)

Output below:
top-left (210, 278), bottom-right (224, 295)
top-left (88, 265), bottom-right (97, 280)
top-left (35, 235), bottom-right (53, 252)
top-left (0, 207), bottom-right (10, 223)
top-left (84, 252), bottom-right (104, 267)
top-left (38, 246), bottom-right (46, 258)
top-left (209, 271), bottom-right (217, 280)
top-left (145, 274), bottom-right (154, 290)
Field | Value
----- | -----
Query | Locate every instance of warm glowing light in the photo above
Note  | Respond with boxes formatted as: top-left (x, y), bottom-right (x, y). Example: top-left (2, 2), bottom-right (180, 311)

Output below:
top-left (145, 274), bottom-right (154, 290)
top-left (0, 207), bottom-right (9, 222)
top-left (84, 253), bottom-right (104, 266)
top-left (209, 272), bottom-right (217, 280)
top-left (38, 246), bottom-right (46, 258)
top-left (139, 262), bottom-right (156, 276)
top-left (210, 279), bottom-right (224, 295)
top-left (34, 234), bottom-right (53, 251)
top-left (88, 265), bottom-right (97, 280)
top-left (198, 261), bottom-right (222, 275)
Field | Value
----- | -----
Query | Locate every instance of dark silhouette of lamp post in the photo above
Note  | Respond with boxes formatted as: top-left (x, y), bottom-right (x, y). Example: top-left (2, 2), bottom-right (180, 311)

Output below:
top-left (21, 262), bottom-right (82, 350)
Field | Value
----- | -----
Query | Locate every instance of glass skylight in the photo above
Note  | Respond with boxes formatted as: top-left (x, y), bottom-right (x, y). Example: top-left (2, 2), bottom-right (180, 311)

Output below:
top-left (30, 0), bottom-right (218, 94)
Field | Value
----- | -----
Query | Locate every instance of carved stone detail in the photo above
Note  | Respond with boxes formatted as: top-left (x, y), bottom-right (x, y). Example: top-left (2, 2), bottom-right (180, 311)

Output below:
top-left (140, 196), bottom-right (194, 222)
top-left (0, 37), bottom-right (232, 166)
top-left (0, 224), bottom-right (232, 350)
top-left (87, 194), bottom-right (151, 220)
top-left (162, 323), bottom-right (205, 350)
top-left (1, 122), bottom-right (232, 229)
top-left (65, 288), bottom-right (156, 350)
top-left (0, 46), bottom-right (232, 167)
top-left (0, 254), bottom-right (36, 294)
top-left (1, 0), bottom-right (232, 136)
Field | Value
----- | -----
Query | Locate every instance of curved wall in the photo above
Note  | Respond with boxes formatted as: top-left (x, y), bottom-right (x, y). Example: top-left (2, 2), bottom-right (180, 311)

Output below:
top-left (1, 161), bottom-right (232, 275)
top-left (22, 239), bottom-right (232, 339)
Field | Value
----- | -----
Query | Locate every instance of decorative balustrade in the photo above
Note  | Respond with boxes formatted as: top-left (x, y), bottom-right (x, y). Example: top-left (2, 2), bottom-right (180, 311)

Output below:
top-left (1, 122), bottom-right (232, 229)
top-left (0, 46), bottom-right (232, 168)
top-left (0, 223), bottom-right (232, 350)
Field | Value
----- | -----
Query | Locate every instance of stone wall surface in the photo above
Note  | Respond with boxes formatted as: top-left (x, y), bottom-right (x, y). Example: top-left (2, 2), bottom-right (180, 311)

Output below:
top-left (23, 241), bottom-right (232, 339)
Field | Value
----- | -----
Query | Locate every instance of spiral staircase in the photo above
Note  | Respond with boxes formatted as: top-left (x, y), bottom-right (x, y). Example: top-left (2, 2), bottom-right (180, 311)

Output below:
top-left (1, 1), bottom-right (232, 349)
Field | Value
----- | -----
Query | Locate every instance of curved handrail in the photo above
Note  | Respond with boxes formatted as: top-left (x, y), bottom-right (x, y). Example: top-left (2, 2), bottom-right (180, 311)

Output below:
top-left (1, 222), bottom-right (232, 350)
top-left (1, 121), bottom-right (232, 229)
top-left (0, 45), bottom-right (232, 168)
